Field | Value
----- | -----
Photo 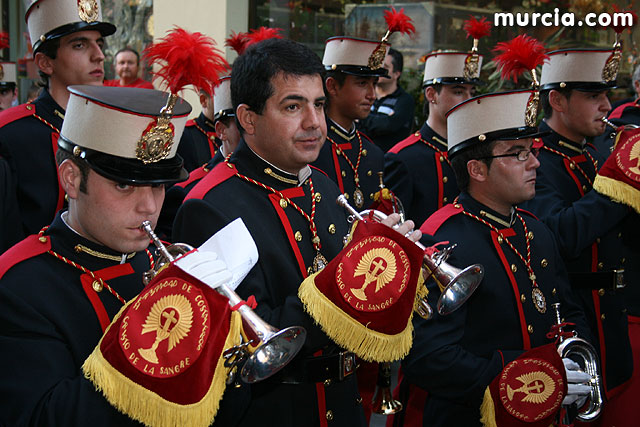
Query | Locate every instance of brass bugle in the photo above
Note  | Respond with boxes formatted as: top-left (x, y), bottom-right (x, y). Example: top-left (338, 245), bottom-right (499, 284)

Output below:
top-left (336, 195), bottom-right (484, 318)
top-left (140, 221), bottom-right (307, 384)
top-left (601, 116), bottom-right (639, 131)
top-left (552, 303), bottom-right (603, 422)
top-left (371, 362), bottom-right (403, 415)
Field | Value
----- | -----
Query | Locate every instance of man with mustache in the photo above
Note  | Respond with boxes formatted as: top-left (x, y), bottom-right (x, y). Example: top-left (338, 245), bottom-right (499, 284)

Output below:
top-left (524, 48), bottom-right (640, 425)
top-left (311, 36), bottom-right (385, 211)
top-left (399, 89), bottom-right (592, 427)
top-left (0, 0), bottom-right (115, 253)
top-left (173, 38), bottom-right (419, 427)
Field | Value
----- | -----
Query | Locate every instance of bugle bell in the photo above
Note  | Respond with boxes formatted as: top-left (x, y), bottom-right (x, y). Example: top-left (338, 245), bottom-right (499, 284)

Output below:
top-left (140, 221), bottom-right (306, 384)
top-left (552, 303), bottom-right (603, 422)
top-left (371, 362), bottom-right (403, 415)
top-left (336, 195), bottom-right (484, 318)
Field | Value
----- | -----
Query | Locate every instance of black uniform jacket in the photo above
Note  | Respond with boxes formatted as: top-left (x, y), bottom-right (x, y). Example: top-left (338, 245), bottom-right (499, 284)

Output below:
top-left (384, 123), bottom-right (458, 227)
top-left (0, 213), bottom-right (151, 426)
top-left (0, 156), bottom-right (21, 251)
top-left (156, 150), bottom-right (225, 241)
top-left (522, 121), bottom-right (640, 395)
top-left (0, 90), bottom-right (64, 252)
top-left (178, 112), bottom-right (219, 172)
top-left (312, 118), bottom-right (384, 210)
top-left (401, 193), bottom-right (591, 427)
top-left (173, 140), bottom-right (366, 427)
top-left (0, 212), bottom-right (247, 426)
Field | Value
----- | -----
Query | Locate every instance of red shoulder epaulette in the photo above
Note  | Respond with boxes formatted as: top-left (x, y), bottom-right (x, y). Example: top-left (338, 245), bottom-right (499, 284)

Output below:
top-left (516, 207), bottom-right (538, 220)
top-left (310, 164), bottom-right (329, 178)
top-left (185, 119), bottom-right (197, 127)
top-left (419, 203), bottom-right (463, 236)
top-left (388, 132), bottom-right (420, 154)
top-left (0, 103), bottom-right (36, 128)
top-left (358, 130), bottom-right (374, 144)
top-left (0, 234), bottom-right (51, 279)
top-left (176, 164), bottom-right (210, 189)
top-left (608, 99), bottom-right (640, 120)
top-left (184, 162), bottom-right (236, 201)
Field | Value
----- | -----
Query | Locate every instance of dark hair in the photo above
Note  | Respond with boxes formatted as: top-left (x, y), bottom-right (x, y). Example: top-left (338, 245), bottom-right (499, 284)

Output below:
top-left (114, 47), bottom-right (140, 65)
top-left (450, 140), bottom-right (497, 192)
top-left (56, 149), bottom-right (90, 194)
top-left (231, 38), bottom-right (324, 116)
top-left (540, 88), bottom-right (573, 119)
top-left (36, 38), bottom-right (61, 89)
top-left (388, 48), bottom-right (403, 74)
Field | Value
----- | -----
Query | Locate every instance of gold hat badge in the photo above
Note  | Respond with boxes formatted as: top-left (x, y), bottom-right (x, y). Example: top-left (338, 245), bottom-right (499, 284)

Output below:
top-left (368, 7), bottom-right (415, 70)
top-left (493, 35), bottom-right (549, 127)
top-left (462, 16), bottom-right (491, 80)
top-left (140, 27), bottom-right (229, 163)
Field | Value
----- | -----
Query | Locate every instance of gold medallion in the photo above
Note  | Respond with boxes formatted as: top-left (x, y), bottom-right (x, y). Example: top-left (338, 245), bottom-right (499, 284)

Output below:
top-left (463, 53), bottom-right (479, 80)
top-left (313, 252), bottom-right (328, 273)
top-left (353, 188), bottom-right (364, 209)
top-left (531, 287), bottom-right (546, 314)
top-left (136, 116), bottom-right (175, 163)
top-left (368, 43), bottom-right (388, 69)
top-left (77, 0), bottom-right (99, 23)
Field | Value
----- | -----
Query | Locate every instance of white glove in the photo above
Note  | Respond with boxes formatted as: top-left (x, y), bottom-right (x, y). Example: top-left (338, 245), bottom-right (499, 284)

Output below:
top-left (561, 358), bottom-right (592, 407)
top-left (175, 249), bottom-right (233, 290)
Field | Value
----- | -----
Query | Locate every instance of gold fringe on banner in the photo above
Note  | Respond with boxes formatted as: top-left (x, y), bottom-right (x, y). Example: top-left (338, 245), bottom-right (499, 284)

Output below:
top-left (83, 306), bottom-right (242, 427)
top-left (593, 174), bottom-right (640, 215)
top-left (298, 269), bottom-right (424, 363)
top-left (479, 386), bottom-right (498, 427)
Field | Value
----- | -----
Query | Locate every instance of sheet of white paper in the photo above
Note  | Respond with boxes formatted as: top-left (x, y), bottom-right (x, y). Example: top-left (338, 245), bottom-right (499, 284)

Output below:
top-left (175, 218), bottom-right (258, 290)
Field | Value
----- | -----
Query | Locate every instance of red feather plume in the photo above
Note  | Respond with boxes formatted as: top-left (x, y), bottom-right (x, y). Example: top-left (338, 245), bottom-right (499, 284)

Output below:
top-left (464, 16), bottom-right (491, 40)
top-left (144, 27), bottom-right (229, 95)
top-left (383, 7), bottom-right (415, 36)
top-left (493, 35), bottom-right (548, 83)
top-left (225, 30), bottom-right (249, 55)
top-left (245, 27), bottom-right (283, 49)
top-left (0, 32), bottom-right (9, 50)
top-left (610, 4), bottom-right (637, 34)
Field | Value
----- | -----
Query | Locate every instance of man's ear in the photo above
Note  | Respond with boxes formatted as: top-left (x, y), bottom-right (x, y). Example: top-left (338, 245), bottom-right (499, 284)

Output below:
top-left (236, 104), bottom-right (256, 136)
top-left (199, 92), bottom-right (209, 109)
top-left (325, 76), bottom-right (340, 98)
top-left (548, 89), bottom-right (568, 114)
top-left (34, 52), bottom-right (54, 77)
top-left (214, 120), bottom-right (227, 142)
top-left (425, 86), bottom-right (437, 104)
top-left (58, 159), bottom-right (83, 200)
top-left (467, 159), bottom-right (489, 183)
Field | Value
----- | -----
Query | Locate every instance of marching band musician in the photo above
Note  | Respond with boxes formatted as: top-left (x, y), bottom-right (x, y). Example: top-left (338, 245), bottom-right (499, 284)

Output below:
top-left (0, 85), bottom-right (241, 426)
top-left (178, 88), bottom-right (220, 172)
top-left (397, 89), bottom-right (593, 427)
top-left (156, 76), bottom-right (240, 241)
top-left (523, 48), bottom-right (640, 425)
top-left (173, 37), bottom-right (422, 427)
top-left (0, 0), bottom-right (116, 253)
top-left (311, 35), bottom-right (386, 211)
top-left (384, 16), bottom-right (490, 228)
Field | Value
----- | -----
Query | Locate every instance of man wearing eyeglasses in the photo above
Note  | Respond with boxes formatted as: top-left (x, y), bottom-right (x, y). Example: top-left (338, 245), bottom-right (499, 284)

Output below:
top-left (523, 50), bottom-right (640, 424)
top-left (393, 90), bottom-right (592, 427)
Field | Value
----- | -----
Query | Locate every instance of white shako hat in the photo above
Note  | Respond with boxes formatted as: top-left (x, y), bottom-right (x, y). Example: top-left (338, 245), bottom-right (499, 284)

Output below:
top-left (0, 62), bottom-right (17, 87)
top-left (24, 0), bottom-right (116, 54)
top-left (213, 76), bottom-right (234, 122)
top-left (322, 36), bottom-right (389, 78)
top-left (446, 90), bottom-right (545, 158)
top-left (59, 85), bottom-right (192, 185)
top-left (422, 51), bottom-right (484, 87)
top-left (540, 48), bottom-right (619, 92)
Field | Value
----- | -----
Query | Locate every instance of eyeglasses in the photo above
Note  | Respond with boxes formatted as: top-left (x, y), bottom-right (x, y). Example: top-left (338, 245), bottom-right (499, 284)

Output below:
top-left (480, 147), bottom-right (540, 162)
